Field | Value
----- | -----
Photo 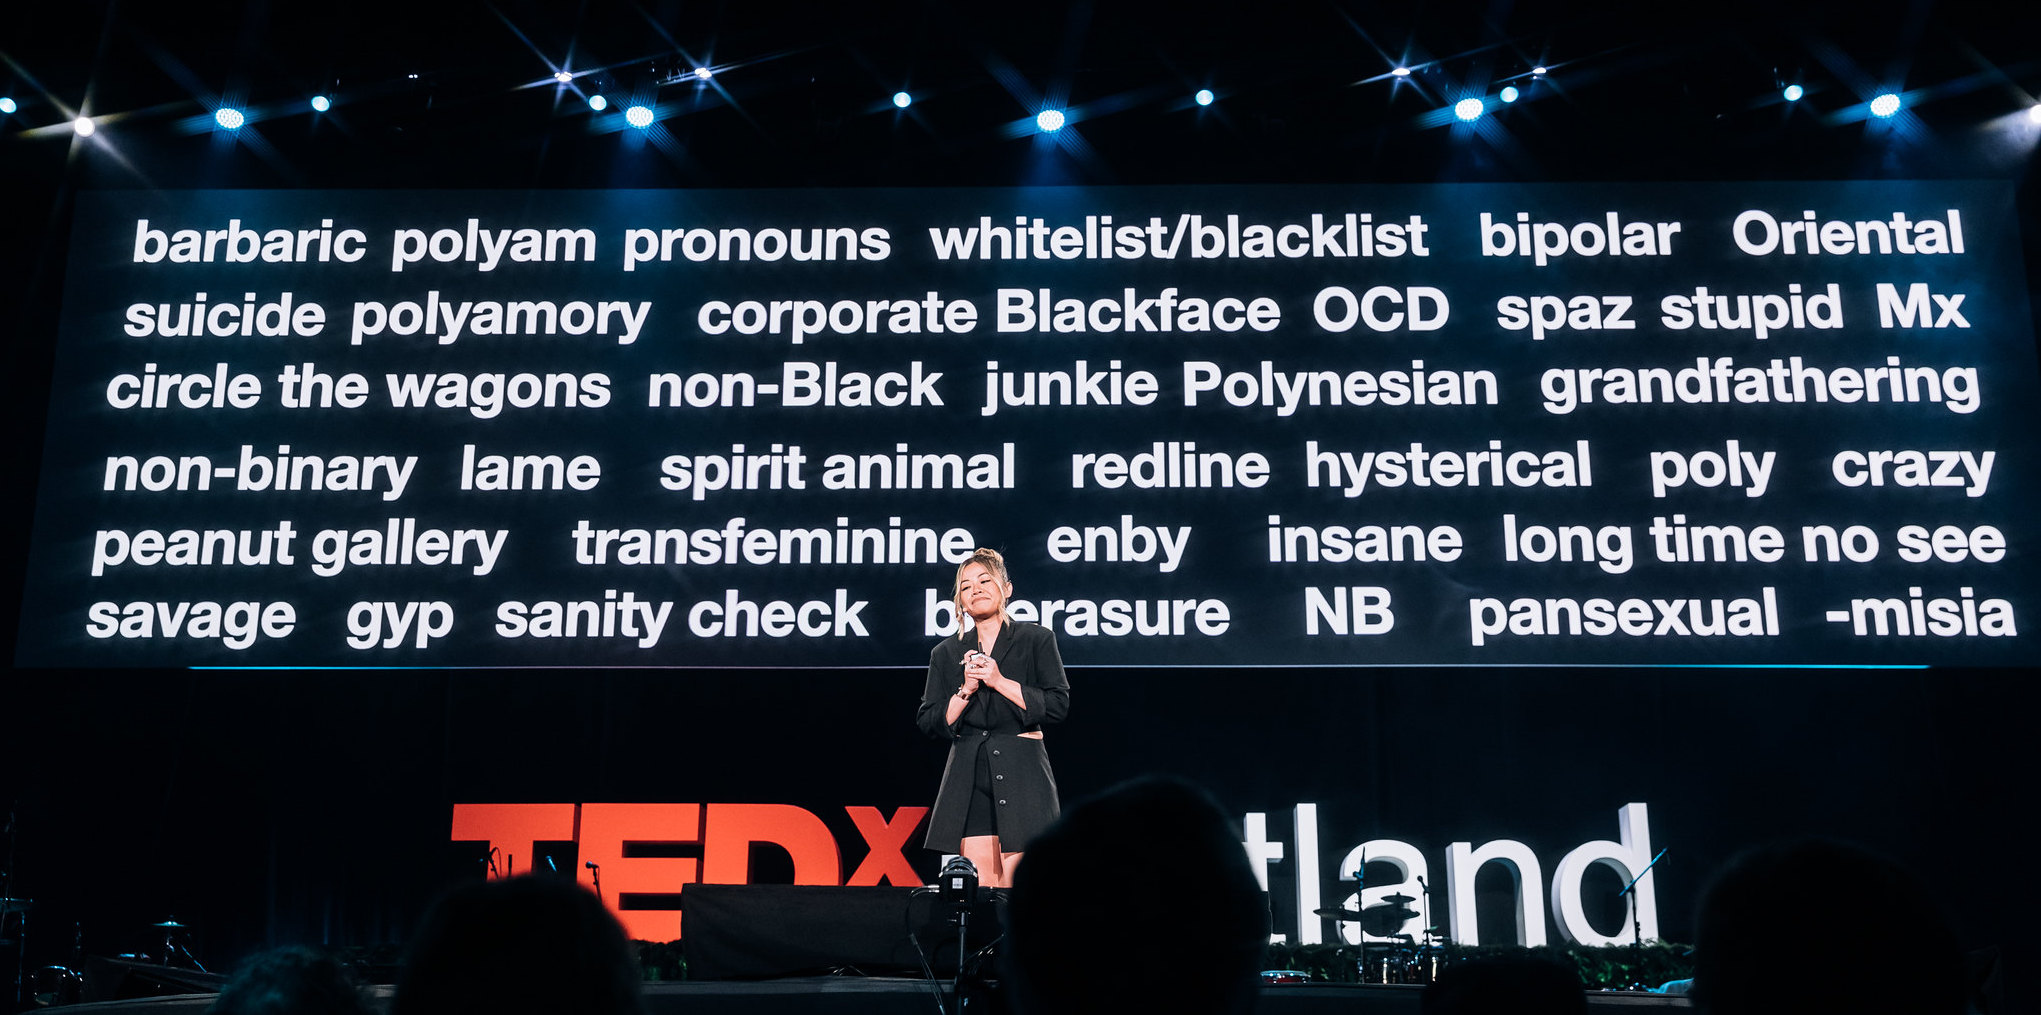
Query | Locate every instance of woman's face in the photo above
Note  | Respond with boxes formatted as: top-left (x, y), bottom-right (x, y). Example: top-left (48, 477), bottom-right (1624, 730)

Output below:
top-left (957, 562), bottom-right (1009, 620)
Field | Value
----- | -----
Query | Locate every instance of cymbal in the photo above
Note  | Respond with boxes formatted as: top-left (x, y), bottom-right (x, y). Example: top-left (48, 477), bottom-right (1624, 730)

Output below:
top-left (0, 898), bottom-right (30, 915)
top-left (1315, 903), bottom-right (1422, 922)
top-left (1380, 893), bottom-right (1417, 905)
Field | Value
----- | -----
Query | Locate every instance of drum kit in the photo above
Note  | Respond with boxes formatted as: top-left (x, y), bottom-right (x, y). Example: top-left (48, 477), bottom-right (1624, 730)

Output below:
top-left (3, 896), bottom-right (209, 1007)
top-left (1312, 887), bottom-right (1450, 985)
top-left (4, 808), bottom-right (212, 1007)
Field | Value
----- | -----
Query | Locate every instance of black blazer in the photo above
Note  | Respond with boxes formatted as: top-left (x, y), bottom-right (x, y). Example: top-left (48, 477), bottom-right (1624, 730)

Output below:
top-left (916, 621), bottom-right (1071, 852)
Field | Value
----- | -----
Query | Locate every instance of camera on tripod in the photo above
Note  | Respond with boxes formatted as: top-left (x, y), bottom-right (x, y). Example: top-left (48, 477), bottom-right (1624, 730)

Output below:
top-left (939, 855), bottom-right (979, 908)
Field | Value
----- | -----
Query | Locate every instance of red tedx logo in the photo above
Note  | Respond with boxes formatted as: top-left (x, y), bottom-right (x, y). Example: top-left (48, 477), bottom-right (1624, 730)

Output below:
top-left (450, 803), bottom-right (928, 941)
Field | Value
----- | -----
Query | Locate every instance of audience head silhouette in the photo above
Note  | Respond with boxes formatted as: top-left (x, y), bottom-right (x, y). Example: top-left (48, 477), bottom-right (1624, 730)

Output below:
top-left (1693, 838), bottom-right (1964, 1015)
top-left (393, 874), bottom-right (644, 1015)
top-left (1420, 953), bottom-right (1586, 1015)
top-left (207, 945), bottom-right (375, 1015)
top-left (1005, 775), bottom-right (1269, 1015)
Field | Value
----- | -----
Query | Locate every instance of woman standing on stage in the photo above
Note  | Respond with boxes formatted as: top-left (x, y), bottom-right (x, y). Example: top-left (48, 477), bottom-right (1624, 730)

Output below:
top-left (916, 548), bottom-right (1070, 888)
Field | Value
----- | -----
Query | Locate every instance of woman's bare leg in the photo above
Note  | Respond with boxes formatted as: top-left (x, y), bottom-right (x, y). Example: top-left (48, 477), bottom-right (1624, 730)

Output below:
top-left (960, 835), bottom-right (1005, 887)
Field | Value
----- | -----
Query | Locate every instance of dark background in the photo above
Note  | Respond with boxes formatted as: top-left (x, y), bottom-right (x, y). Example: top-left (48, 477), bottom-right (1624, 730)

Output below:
top-left (3, 0), bottom-right (2039, 1007)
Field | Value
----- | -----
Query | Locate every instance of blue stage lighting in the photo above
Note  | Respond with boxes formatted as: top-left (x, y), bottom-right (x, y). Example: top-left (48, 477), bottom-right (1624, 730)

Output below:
top-left (694, 67), bottom-right (714, 81)
top-left (893, 91), bottom-right (912, 108)
top-left (311, 95), bottom-right (331, 112)
top-left (2030, 104), bottom-right (2041, 124)
top-left (625, 104), bottom-right (654, 128)
top-left (1036, 108), bottom-right (1065, 132)
top-left (1783, 84), bottom-right (1803, 102)
top-left (588, 94), bottom-right (608, 111)
top-left (0, 97), bottom-right (16, 114)
top-left (1500, 86), bottom-right (1519, 104)
top-left (1392, 67), bottom-right (1411, 78)
top-left (1532, 65), bottom-right (1548, 76)
top-left (1869, 92), bottom-right (1901, 118)
top-left (215, 107), bottom-right (245, 130)
top-left (555, 71), bottom-right (573, 84)
top-left (1195, 89), bottom-right (1214, 106)
top-left (74, 116), bottom-right (95, 137)
top-left (1454, 97), bottom-right (1484, 121)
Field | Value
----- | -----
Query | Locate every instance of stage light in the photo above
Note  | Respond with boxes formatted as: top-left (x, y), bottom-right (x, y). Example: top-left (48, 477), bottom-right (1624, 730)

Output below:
top-left (73, 116), bottom-right (95, 137)
top-left (625, 104), bottom-right (654, 128)
top-left (1195, 89), bottom-right (1214, 106)
top-left (588, 94), bottom-right (608, 111)
top-left (554, 71), bottom-right (573, 84)
top-left (215, 107), bottom-right (245, 130)
top-left (1036, 108), bottom-right (1065, 132)
top-left (1500, 86), bottom-right (1519, 103)
top-left (0, 97), bottom-right (16, 114)
top-left (694, 67), bottom-right (714, 81)
top-left (1392, 67), bottom-right (1411, 78)
top-left (893, 91), bottom-right (912, 108)
top-left (1783, 84), bottom-right (1804, 102)
top-left (310, 95), bottom-right (331, 112)
top-left (2028, 103), bottom-right (2040, 124)
top-left (1869, 92), bottom-right (1901, 118)
top-left (1532, 66), bottom-right (1548, 76)
top-left (1454, 97), bottom-right (1484, 121)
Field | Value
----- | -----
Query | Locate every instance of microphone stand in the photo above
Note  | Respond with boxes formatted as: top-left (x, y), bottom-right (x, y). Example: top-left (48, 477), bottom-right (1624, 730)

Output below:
top-left (1416, 875), bottom-right (1437, 982)
top-left (172, 936), bottom-right (208, 973)
top-left (1352, 848), bottom-right (1367, 982)
top-left (585, 862), bottom-right (603, 903)
top-left (1617, 848), bottom-right (1667, 988)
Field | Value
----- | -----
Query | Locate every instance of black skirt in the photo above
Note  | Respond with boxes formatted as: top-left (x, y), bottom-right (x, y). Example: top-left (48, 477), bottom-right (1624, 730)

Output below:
top-left (961, 738), bottom-right (998, 838)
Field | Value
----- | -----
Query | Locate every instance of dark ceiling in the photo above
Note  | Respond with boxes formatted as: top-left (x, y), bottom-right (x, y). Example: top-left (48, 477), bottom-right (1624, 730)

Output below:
top-left (3, 0), bottom-right (2039, 192)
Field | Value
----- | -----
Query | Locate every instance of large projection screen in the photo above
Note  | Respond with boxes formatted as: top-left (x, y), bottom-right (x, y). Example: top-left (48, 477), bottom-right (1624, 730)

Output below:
top-left (17, 181), bottom-right (2038, 667)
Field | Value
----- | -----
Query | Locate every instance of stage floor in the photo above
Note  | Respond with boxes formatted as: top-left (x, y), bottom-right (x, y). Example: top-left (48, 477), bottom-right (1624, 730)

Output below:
top-left (44, 977), bottom-right (1694, 1013)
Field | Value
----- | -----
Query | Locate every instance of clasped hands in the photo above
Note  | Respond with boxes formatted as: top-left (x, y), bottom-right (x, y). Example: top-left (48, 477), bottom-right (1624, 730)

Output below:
top-left (959, 649), bottom-right (1005, 696)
